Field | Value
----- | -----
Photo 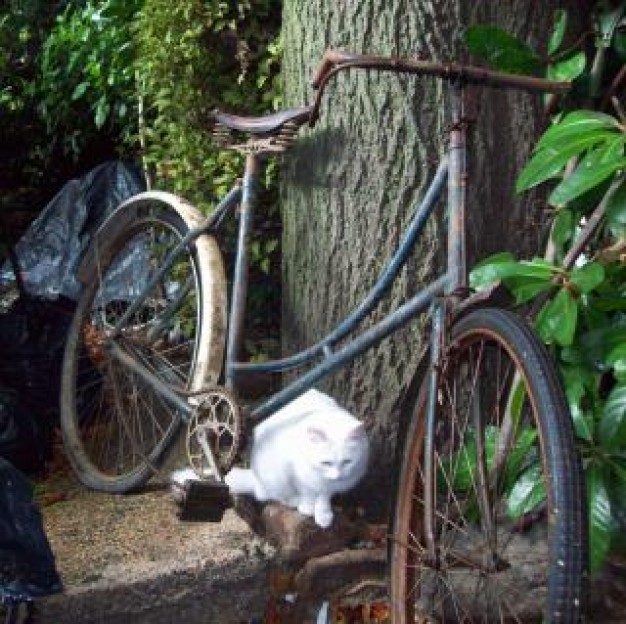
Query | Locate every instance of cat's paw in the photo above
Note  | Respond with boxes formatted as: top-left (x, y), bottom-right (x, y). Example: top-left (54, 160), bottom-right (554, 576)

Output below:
top-left (314, 508), bottom-right (334, 529)
top-left (224, 467), bottom-right (253, 494)
top-left (297, 500), bottom-right (315, 516)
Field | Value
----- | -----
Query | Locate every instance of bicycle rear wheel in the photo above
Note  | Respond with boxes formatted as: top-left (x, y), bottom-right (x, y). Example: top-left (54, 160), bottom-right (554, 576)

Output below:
top-left (390, 308), bottom-right (586, 623)
top-left (61, 192), bottom-right (227, 492)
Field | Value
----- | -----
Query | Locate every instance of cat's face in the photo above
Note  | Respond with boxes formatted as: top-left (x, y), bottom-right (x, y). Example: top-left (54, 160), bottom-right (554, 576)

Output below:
top-left (306, 424), bottom-right (368, 482)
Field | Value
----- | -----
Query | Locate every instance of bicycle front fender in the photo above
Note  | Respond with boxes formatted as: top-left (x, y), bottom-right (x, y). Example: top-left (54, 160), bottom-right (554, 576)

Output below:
top-left (77, 199), bottom-right (141, 285)
top-left (77, 190), bottom-right (204, 285)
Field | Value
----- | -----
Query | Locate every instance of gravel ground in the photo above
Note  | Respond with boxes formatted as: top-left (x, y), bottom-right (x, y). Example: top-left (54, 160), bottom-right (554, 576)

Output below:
top-left (34, 448), bottom-right (276, 624)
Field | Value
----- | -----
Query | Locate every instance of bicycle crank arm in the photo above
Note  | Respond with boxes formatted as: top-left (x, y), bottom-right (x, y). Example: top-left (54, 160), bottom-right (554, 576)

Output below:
top-left (196, 428), bottom-right (223, 481)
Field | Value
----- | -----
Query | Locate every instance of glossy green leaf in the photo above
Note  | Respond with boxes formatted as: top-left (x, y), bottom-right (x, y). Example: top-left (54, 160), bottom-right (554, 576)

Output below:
top-left (551, 208), bottom-right (574, 249)
top-left (548, 9), bottom-right (567, 55)
top-left (537, 111), bottom-right (620, 150)
top-left (598, 4), bottom-right (625, 47)
top-left (94, 98), bottom-right (109, 128)
top-left (516, 130), bottom-right (616, 192)
top-left (464, 25), bottom-right (541, 75)
top-left (470, 257), bottom-right (556, 290)
top-left (504, 276), bottom-right (552, 305)
top-left (561, 366), bottom-right (594, 441)
top-left (439, 436), bottom-right (477, 492)
top-left (71, 81), bottom-right (88, 100)
top-left (570, 262), bottom-right (605, 294)
top-left (546, 51), bottom-right (587, 81)
top-left (607, 344), bottom-right (626, 382)
top-left (502, 427), bottom-right (539, 492)
top-left (536, 288), bottom-right (578, 346)
top-left (507, 463), bottom-right (546, 518)
top-left (579, 326), bottom-right (626, 367)
top-left (606, 181), bottom-right (626, 235)
top-left (587, 466), bottom-right (612, 573)
top-left (600, 384), bottom-right (626, 450)
top-left (549, 146), bottom-right (626, 207)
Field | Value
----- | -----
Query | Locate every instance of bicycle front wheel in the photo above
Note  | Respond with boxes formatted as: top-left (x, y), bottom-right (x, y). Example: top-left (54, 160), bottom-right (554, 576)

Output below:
top-left (390, 308), bottom-right (586, 623)
top-left (61, 192), bottom-right (227, 492)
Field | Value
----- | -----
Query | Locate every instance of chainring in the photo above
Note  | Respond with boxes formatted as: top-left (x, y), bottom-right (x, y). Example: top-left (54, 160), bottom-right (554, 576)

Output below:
top-left (185, 386), bottom-right (242, 479)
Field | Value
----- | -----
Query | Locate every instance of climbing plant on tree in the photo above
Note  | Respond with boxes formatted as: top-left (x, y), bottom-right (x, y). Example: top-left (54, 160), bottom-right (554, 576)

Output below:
top-left (466, 1), bottom-right (626, 572)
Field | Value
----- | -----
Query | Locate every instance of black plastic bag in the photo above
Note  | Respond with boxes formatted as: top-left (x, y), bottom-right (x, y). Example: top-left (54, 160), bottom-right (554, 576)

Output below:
top-left (0, 296), bottom-right (76, 473)
top-left (0, 389), bottom-right (43, 476)
top-left (8, 161), bottom-right (145, 301)
top-left (0, 458), bottom-right (62, 601)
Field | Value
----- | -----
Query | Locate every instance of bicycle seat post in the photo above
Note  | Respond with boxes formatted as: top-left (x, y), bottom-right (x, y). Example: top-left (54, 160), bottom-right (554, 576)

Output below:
top-left (225, 153), bottom-right (261, 391)
top-left (445, 82), bottom-right (468, 304)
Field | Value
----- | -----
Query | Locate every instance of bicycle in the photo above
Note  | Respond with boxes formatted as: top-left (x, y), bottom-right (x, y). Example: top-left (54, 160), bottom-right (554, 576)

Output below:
top-left (60, 49), bottom-right (587, 622)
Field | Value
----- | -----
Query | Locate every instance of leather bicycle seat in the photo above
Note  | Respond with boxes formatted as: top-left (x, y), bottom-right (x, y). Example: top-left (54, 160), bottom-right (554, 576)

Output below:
top-left (212, 106), bottom-right (313, 134)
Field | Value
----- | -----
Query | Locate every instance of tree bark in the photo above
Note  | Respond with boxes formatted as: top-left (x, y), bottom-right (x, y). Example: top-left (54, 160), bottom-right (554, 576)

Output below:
top-left (279, 0), bottom-right (587, 517)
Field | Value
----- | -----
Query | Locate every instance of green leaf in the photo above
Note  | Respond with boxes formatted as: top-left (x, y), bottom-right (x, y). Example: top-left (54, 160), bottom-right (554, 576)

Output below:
top-left (71, 81), bottom-right (89, 100)
top-left (536, 288), bottom-right (578, 346)
top-left (607, 344), bottom-right (626, 382)
top-left (470, 257), bottom-right (556, 290)
top-left (504, 276), bottom-right (552, 305)
top-left (579, 325), bottom-right (626, 368)
top-left (570, 262), bottom-right (605, 294)
top-left (549, 145), bottom-right (626, 207)
top-left (548, 9), bottom-right (567, 55)
top-left (516, 130), bottom-right (616, 192)
top-left (587, 466), bottom-right (612, 573)
top-left (537, 111), bottom-right (620, 150)
top-left (561, 366), bottom-right (594, 440)
top-left (502, 426), bottom-right (539, 492)
top-left (606, 180), bottom-right (626, 235)
top-left (598, 4), bottom-right (626, 48)
top-left (546, 51), bottom-right (587, 81)
top-left (551, 208), bottom-right (574, 250)
top-left (464, 25), bottom-right (541, 75)
top-left (507, 463), bottom-right (546, 518)
top-left (94, 98), bottom-right (110, 128)
top-left (599, 384), bottom-right (626, 451)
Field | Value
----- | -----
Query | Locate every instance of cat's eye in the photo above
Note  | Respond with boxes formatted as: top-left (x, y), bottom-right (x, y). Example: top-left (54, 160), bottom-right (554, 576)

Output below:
top-left (321, 461), bottom-right (333, 467)
top-left (341, 459), bottom-right (352, 466)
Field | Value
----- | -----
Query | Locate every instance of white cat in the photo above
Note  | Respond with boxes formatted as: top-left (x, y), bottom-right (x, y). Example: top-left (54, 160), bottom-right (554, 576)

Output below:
top-left (224, 389), bottom-right (369, 528)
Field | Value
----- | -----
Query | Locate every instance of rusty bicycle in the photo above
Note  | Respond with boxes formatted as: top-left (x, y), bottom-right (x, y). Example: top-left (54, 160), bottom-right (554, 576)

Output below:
top-left (60, 50), bottom-right (587, 622)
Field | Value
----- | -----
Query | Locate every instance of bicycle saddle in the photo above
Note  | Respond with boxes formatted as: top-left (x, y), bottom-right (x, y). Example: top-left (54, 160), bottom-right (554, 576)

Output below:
top-left (212, 105), bottom-right (313, 134)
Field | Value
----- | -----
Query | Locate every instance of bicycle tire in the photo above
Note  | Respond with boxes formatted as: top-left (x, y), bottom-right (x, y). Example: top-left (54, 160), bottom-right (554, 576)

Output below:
top-left (61, 192), bottom-right (227, 492)
top-left (390, 307), bottom-right (586, 623)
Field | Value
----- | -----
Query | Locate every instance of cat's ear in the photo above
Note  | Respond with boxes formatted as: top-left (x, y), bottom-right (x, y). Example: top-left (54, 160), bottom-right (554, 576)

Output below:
top-left (307, 427), bottom-right (328, 444)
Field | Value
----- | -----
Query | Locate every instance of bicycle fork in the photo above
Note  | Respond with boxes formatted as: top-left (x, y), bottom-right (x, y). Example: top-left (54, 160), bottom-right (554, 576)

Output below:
top-left (421, 82), bottom-right (469, 589)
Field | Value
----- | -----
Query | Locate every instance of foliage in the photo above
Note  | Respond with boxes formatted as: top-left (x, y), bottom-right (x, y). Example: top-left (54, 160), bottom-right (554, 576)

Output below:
top-left (1, 0), bottom-right (283, 299)
top-left (37, 0), bottom-right (141, 159)
top-left (0, 1), bottom-right (70, 202)
top-left (466, 2), bottom-right (626, 573)
top-left (133, 0), bottom-right (283, 308)
top-left (134, 0), bottom-right (282, 213)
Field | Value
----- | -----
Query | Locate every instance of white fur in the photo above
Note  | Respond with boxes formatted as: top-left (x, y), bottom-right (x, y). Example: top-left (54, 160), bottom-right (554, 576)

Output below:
top-left (225, 389), bottom-right (369, 528)
top-left (170, 467), bottom-right (199, 486)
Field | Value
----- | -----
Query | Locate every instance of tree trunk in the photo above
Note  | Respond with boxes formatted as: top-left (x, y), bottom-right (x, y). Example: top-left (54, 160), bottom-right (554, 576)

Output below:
top-left (279, 1), bottom-right (587, 518)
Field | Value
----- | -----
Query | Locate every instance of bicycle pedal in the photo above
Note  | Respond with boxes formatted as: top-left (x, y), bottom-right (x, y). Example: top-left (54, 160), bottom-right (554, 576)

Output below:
top-left (177, 479), bottom-right (232, 522)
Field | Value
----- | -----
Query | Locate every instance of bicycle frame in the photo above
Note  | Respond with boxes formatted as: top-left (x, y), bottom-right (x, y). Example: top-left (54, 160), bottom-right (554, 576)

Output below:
top-left (105, 84), bottom-right (467, 430)
top-left (218, 83), bottom-right (469, 421)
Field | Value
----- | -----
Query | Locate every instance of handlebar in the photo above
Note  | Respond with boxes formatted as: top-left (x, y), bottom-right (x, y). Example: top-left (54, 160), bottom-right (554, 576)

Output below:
top-left (309, 49), bottom-right (571, 125)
